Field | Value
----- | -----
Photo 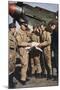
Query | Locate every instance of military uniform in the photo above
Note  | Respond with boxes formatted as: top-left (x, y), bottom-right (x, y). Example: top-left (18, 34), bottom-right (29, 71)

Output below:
top-left (30, 32), bottom-right (42, 77)
top-left (8, 23), bottom-right (17, 88)
top-left (8, 31), bottom-right (16, 74)
top-left (16, 28), bottom-right (31, 82)
top-left (39, 30), bottom-right (52, 78)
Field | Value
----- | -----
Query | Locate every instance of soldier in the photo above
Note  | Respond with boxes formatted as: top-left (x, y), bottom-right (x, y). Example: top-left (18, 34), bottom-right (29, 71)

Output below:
top-left (37, 23), bottom-right (52, 80)
top-left (8, 23), bottom-right (17, 88)
top-left (16, 22), bottom-right (31, 85)
top-left (30, 25), bottom-right (42, 78)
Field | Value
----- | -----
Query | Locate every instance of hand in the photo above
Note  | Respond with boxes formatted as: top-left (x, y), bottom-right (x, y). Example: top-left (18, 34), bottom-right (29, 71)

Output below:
top-left (32, 42), bottom-right (40, 47)
top-left (37, 43), bottom-right (41, 48)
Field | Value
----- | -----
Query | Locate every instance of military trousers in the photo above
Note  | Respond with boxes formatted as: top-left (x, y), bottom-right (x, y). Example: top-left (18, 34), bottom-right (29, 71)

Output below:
top-left (31, 56), bottom-right (42, 74)
top-left (44, 48), bottom-right (52, 76)
top-left (30, 49), bottom-right (42, 74)
top-left (19, 48), bottom-right (29, 81)
top-left (9, 48), bottom-right (16, 75)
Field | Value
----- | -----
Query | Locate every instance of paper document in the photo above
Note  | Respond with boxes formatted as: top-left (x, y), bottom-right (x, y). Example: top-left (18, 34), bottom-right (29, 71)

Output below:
top-left (25, 46), bottom-right (43, 52)
top-left (35, 47), bottom-right (43, 52)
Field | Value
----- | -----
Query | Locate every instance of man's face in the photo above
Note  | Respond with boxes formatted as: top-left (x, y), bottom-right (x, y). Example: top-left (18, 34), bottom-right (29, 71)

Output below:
top-left (38, 26), bottom-right (41, 31)
top-left (33, 27), bottom-right (37, 32)
top-left (11, 27), bottom-right (16, 34)
top-left (21, 24), bottom-right (26, 31)
top-left (51, 24), bottom-right (56, 30)
top-left (38, 26), bottom-right (42, 34)
top-left (40, 25), bottom-right (46, 31)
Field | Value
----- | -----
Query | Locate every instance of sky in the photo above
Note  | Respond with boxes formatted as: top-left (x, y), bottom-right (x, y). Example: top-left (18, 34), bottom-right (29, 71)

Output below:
top-left (24, 2), bottom-right (58, 12)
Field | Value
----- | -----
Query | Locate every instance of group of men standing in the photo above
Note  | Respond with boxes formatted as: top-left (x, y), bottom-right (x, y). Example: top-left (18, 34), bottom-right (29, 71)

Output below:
top-left (8, 20), bottom-right (58, 88)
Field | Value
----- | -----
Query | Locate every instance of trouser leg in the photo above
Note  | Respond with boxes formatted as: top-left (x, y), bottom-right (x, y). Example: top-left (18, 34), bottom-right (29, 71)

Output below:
top-left (34, 56), bottom-right (42, 74)
top-left (40, 52), bottom-right (47, 76)
top-left (20, 53), bottom-right (28, 81)
top-left (44, 52), bottom-right (52, 78)
top-left (9, 50), bottom-right (16, 88)
top-left (31, 58), bottom-right (35, 74)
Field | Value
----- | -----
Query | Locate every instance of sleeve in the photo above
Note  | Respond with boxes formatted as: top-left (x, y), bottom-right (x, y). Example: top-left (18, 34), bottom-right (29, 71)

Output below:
top-left (16, 32), bottom-right (22, 46)
top-left (8, 33), bottom-right (15, 48)
top-left (16, 32), bottom-right (31, 47)
top-left (40, 32), bottom-right (51, 47)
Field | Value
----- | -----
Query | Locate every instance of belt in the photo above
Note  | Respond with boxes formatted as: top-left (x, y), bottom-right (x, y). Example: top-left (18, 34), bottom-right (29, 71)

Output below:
top-left (18, 46), bottom-right (26, 48)
top-left (10, 48), bottom-right (14, 50)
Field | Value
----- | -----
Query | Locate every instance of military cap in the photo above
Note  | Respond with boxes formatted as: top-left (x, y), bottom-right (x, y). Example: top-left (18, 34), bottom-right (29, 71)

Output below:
top-left (9, 23), bottom-right (16, 28)
top-left (20, 22), bottom-right (28, 27)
